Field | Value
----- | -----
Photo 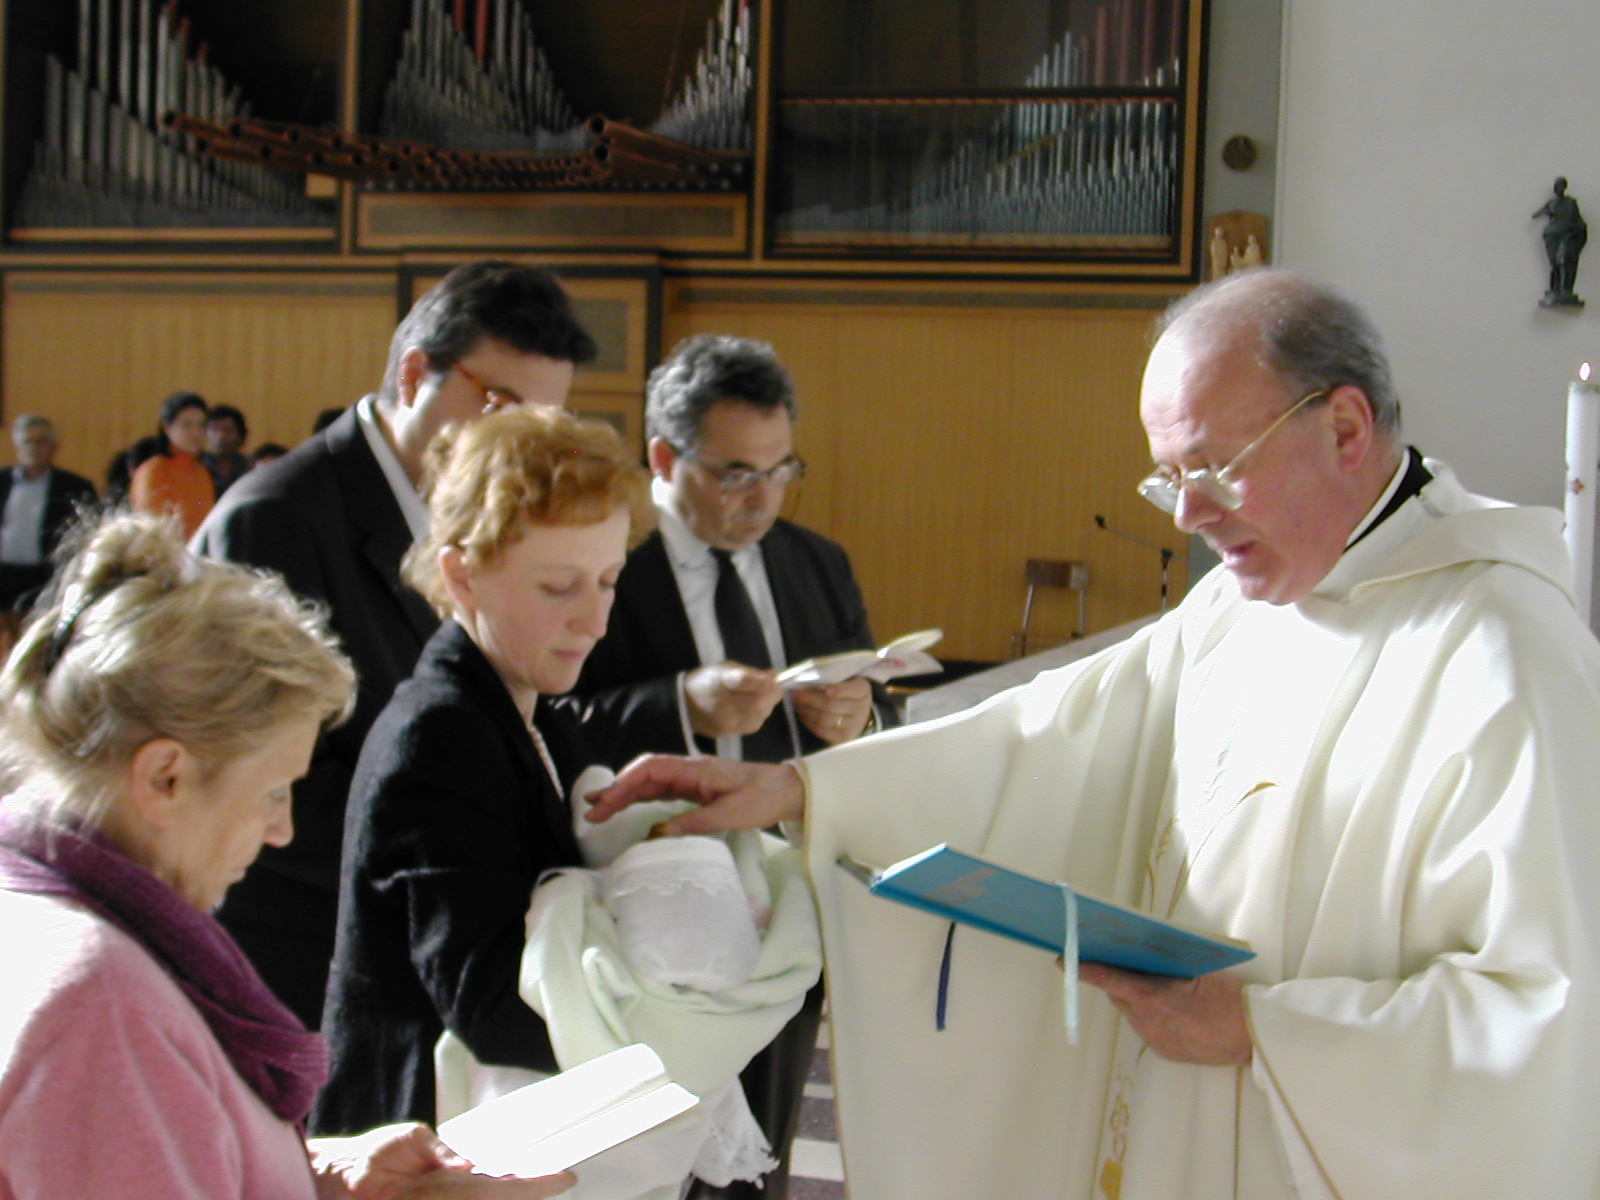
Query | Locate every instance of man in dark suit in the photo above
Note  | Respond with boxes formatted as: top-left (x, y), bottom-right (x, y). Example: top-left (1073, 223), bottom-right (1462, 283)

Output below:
top-left (193, 260), bottom-right (596, 1028)
top-left (0, 416), bottom-right (97, 610)
top-left (579, 334), bottom-right (895, 768)
top-left (576, 334), bottom-right (894, 1200)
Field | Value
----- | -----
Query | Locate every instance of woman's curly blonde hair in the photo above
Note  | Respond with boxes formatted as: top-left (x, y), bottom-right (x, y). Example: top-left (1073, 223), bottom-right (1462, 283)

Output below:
top-left (404, 406), bottom-right (653, 613)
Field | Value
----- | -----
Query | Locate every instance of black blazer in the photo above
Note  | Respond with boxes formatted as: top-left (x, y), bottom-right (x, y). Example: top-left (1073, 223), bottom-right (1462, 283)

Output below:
top-left (0, 467), bottom-right (97, 561)
top-left (576, 519), bottom-right (896, 767)
top-left (193, 407), bottom-right (439, 1018)
top-left (314, 619), bottom-right (588, 1135)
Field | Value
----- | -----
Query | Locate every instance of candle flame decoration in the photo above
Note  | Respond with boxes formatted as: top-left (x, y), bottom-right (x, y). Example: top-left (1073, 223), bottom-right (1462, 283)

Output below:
top-left (1582, 362), bottom-right (1593, 384)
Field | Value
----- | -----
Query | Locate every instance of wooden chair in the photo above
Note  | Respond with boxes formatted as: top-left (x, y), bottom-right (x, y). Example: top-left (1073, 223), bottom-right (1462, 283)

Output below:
top-left (1009, 558), bottom-right (1088, 659)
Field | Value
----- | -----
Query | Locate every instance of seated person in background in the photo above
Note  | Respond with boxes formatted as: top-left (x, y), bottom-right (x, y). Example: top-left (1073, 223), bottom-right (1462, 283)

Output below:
top-left (0, 510), bottom-right (570, 1200)
top-left (316, 407), bottom-right (653, 1135)
top-left (251, 441), bottom-right (289, 469)
top-left (0, 415), bottom-right (96, 611)
top-left (203, 404), bottom-right (253, 497)
top-left (103, 434), bottom-right (162, 504)
top-left (130, 390), bottom-right (215, 539)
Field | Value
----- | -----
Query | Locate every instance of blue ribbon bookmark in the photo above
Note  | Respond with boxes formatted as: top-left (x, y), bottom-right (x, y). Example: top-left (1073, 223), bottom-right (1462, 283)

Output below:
top-left (935, 922), bottom-right (956, 1030)
top-left (934, 892), bottom-right (1077, 1043)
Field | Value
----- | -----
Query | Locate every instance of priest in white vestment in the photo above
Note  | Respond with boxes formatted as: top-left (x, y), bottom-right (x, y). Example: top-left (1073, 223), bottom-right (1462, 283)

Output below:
top-left (589, 269), bottom-right (1600, 1200)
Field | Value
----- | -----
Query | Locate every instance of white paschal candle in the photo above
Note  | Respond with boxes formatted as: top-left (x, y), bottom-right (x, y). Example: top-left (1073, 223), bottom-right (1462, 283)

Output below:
top-left (1565, 362), bottom-right (1600, 625)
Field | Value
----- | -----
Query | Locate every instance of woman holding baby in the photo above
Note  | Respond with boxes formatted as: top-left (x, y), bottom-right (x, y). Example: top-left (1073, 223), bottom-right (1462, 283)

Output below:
top-left (315, 408), bottom-right (653, 1136)
top-left (317, 408), bottom-right (821, 1200)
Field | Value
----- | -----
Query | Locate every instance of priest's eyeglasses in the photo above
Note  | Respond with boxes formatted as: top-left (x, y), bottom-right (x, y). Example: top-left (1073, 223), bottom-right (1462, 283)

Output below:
top-left (690, 455), bottom-right (807, 495)
top-left (1137, 389), bottom-right (1327, 514)
top-left (446, 359), bottom-right (521, 411)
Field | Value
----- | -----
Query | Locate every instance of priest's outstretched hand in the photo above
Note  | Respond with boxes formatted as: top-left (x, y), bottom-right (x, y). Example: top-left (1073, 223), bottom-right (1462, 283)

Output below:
top-left (1076, 963), bottom-right (1252, 1066)
top-left (585, 754), bottom-right (805, 836)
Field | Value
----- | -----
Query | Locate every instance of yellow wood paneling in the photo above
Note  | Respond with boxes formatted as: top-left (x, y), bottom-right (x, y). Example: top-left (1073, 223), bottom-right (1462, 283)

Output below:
top-left (359, 192), bottom-right (748, 254)
top-left (563, 277), bottom-right (651, 392)
top-left (2, 273), bottom-right (395, 487)
top-left (663, 294), bottom-right (1189, 661)
top-left (570, 389), bottom-right (645, 458)
top-left (0, 264), bottom-right (1189, 665)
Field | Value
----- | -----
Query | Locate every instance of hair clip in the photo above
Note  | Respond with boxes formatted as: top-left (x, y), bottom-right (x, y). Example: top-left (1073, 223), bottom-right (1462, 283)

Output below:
top-left (42, 574), bottom-right (143, 672)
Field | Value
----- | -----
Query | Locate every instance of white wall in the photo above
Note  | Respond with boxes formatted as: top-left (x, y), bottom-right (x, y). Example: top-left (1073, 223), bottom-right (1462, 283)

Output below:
top-left (1202, 0), bottom-right (1282, 221)
top-left (1276, 0), bottom-right (1600, 515)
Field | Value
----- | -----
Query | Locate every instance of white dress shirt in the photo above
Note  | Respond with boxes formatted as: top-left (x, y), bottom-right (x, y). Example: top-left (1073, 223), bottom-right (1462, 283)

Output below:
top-left (355, 395), bottom-right (430, 542)
top-left (1, 469), bottom-right (50, 565)
top-left (652, 477), bottom-right (800, 759)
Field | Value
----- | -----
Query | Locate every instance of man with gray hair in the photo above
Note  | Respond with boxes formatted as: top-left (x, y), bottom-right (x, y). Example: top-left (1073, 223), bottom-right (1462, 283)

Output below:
top-left (578, 333), bottom-right (896, 768)
top-left (0, 416), bottom-right (96, 611)
top-left (589, 269), bottom-right (1600, 1199)
top-left (577, 334), bottom-right (894, 1200)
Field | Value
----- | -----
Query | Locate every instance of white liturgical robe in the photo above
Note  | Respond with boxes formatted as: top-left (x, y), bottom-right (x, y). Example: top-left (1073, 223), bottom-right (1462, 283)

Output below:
top-left (799, 459), bottom-right (1600, 1200)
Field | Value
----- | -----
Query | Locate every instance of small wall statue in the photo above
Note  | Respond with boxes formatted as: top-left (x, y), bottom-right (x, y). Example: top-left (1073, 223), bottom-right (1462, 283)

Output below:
top-left (1205, 211), bottom-right (1269, 281)
top-left (1534, 177), bottom-right (1587, 308)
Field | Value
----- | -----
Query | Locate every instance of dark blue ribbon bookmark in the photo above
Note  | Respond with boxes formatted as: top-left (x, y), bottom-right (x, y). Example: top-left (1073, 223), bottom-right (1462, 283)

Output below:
top-left (936, 922), bottom-right (956, 1030)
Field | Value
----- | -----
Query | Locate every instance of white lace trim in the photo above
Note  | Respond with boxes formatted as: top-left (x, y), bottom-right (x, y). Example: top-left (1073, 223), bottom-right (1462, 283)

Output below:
top-left (692, 1080), bottom-right (778, 1187)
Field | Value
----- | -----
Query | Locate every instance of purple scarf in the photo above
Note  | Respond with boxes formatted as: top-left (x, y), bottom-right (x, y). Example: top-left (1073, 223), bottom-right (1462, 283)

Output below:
top-left (0, 805), bottom-right (328, 1126)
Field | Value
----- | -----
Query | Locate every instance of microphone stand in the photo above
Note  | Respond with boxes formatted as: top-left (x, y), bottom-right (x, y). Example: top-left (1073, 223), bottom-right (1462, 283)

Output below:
top-left (1094, 515), bottom-right (1188, 612)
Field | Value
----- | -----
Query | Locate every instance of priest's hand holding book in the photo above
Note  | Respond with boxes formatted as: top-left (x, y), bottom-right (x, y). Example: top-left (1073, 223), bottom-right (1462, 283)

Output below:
top-left (1076, 963), bottom-right (1251, 1066)
top-left (842, 842), bottom-right (1256, 1069)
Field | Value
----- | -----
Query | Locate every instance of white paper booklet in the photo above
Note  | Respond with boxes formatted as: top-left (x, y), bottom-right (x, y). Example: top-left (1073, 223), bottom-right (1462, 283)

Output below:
top-left (776, 628), bottom-right (944, 689)
top-left (436, 1043), bottom-right (698, 1179)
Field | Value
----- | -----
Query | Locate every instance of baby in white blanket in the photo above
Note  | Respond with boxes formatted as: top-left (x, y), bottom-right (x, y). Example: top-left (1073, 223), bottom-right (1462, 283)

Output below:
top-left (435, 767), bottom-right (820, 1200)
top-left (578, 765), bottom-right (771, 996)
top-left (570, 769), bottom-right (809, 1197)
top-left (600, 835), bottom-right (766, 994)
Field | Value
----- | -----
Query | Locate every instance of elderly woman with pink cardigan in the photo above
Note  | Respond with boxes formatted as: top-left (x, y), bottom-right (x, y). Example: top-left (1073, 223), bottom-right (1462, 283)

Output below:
top-left (0, 511), bottom-right (572, 1200)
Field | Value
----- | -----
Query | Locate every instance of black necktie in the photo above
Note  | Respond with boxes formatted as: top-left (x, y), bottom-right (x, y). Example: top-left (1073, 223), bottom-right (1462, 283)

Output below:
top-left (709, 548), bottom-right (794, 761)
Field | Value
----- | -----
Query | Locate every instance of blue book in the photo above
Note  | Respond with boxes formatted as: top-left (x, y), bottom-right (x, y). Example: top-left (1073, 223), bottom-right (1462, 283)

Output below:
top-left (839, 844), bottom-right (1254, 978)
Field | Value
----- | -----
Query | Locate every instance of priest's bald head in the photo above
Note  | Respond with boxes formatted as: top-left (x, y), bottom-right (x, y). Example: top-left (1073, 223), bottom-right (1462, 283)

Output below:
top-left (1139, 269), bottom-right (1407, 605)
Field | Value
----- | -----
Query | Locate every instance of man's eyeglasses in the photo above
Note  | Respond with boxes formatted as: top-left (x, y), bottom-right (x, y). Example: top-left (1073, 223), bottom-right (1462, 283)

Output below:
top-left (1136, 389), bottom-right (1327, 514)
top-left (446, 360), bottom-right (521, 410)
top-left (688, 454), bottom-right (807, 495)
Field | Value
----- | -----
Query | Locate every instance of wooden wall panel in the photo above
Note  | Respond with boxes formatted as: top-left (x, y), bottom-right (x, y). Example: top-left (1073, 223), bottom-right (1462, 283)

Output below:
top-left (664, 293), bottom-right (1190, 661)
top-left (2, 273), bottom-right (396, 488)
top-left (0, 267), bottom-right (1190, 666)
